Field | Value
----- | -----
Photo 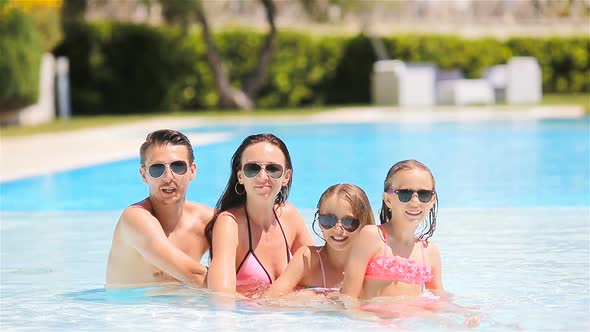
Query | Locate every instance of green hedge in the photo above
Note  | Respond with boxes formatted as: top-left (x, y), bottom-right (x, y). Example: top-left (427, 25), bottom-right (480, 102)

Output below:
top-left (0, 8), bottom-right (42, 111)
top-left (53, 23), bottom-right (203, 115)
top-left (53, 22), bottom-right (590, 115)
top-left (507, 37), bottom-right (590, 93)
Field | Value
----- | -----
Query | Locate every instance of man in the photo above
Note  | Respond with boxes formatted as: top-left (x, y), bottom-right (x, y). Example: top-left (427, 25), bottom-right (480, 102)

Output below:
top-left (106, 129), bottom-right (213, 288)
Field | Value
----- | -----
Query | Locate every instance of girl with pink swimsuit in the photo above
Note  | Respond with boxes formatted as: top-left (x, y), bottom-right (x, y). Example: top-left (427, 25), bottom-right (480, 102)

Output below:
top-left (267, 183), bottom-right (375, 297)
top-left (341, 160), bottom-right (445, 301)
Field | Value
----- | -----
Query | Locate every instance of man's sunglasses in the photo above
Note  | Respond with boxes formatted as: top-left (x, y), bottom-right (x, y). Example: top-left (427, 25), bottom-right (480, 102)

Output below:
top-left (387, 189), bottom-right (435, 203)
top-left (242, 163), bottom-right (284, 179)
top-left (145, 161), bottom-right (188, 178)
top-left (317, 214), bottom-right (361, 233)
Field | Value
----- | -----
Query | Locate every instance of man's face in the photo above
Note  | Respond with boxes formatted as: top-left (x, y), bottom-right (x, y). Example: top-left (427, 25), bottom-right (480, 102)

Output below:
top-left (140, 144), bottom-right (196, 204)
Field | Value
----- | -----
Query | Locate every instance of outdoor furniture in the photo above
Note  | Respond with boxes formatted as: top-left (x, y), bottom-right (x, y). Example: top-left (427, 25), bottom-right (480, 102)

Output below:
top-left (435, 68), bottom-right (464, 104)
top-left (437, 79), bottom-right (495, 105)
top-left (484, 56), bottom-right (542, 104)
top-left (371, 60), bottom-right (436, 107)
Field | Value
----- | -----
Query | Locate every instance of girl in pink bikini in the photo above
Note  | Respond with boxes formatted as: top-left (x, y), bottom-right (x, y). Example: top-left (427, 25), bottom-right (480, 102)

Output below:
top-left (267, 183), bottom-right (375, 297)
top-left (341, 160), bottom-right (444, 300)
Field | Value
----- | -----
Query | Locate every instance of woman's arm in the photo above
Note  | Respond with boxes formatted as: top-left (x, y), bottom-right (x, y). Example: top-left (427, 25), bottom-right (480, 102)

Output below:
top-left (207, 212), bottom-right (240, 295)
top-left (340, 225), bottom-right (382, 299)
top-left (267, 246), bottom-right (313, 297)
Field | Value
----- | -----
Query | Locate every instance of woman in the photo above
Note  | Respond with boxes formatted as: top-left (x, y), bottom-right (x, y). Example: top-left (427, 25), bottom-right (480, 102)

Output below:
top-left (205, 133), bottom-right (315, 297)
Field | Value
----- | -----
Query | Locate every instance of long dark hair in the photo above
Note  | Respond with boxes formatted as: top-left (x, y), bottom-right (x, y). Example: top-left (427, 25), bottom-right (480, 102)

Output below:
top-left (379, 160), bottom-right (438, 242)
top-left (204, 133), bottom-right (293, 259)
top-left (311, 183), bottom-right (375, 241)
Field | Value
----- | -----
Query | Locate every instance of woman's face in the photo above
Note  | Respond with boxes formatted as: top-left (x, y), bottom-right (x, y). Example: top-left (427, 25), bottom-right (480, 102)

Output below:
top-left (318, 195), bottom-right (362, 251)
top-left (383, 168), bottom-right (436, 226)
top-left (237, 142), bottom-right (291, 201)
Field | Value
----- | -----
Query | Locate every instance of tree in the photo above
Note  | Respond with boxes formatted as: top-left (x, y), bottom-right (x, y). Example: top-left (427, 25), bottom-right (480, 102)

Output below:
top-left (161, 0), bottom-right (276, 110)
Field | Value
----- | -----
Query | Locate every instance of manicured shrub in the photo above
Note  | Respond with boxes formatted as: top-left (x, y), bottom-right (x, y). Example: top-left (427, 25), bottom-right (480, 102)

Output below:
top-left (0, 8), bottom-right (42, 111)
top-left (53, 21), bottom-right (590, 114)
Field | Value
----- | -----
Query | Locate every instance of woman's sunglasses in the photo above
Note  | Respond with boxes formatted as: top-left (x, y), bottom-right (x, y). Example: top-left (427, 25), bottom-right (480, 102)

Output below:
top-left (145, 161), bottom-right (188, 178)
top-left (317, 214), bottom-right (361, 233)
top-left (242, 163), bottom-right (284, 179)
top-left (387, 189), bottom-right (435, 203)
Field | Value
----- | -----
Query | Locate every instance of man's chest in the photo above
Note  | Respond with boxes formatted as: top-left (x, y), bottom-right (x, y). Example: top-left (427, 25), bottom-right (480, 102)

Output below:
top-left (168, 229), bottom-right (206, 259)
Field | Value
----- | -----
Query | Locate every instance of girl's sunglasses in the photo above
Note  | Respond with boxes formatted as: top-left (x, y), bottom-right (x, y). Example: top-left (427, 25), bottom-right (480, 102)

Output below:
top-left (387, 189), bottom-right (435, 203)
top-left (146, 161), bottom-right (188, 178)
top-left (242, 163), bottom-right (284, 179)
top-left (317, 214), bottom-right (361, 233)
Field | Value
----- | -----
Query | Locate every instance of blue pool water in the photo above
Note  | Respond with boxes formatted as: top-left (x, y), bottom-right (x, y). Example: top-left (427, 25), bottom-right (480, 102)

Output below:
top-left (2, 119), bottom-right (589, 211)
top-left (1, 117), bottom-right (589, 331)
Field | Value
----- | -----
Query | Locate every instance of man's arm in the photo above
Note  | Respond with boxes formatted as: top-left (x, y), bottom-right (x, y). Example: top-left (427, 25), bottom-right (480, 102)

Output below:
top-left (119, 206), bottom-right (208, 288)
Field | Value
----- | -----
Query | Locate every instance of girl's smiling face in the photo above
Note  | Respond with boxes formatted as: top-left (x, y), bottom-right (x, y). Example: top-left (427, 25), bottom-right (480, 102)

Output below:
top-left (319, 195), bottom-right (361, 251)
top-left (383, 168), bottom-right (436, 225)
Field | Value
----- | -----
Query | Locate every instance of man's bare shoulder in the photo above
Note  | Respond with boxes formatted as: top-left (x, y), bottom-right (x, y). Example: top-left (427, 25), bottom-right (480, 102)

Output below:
top-left (119, 199), bottom-right (152, 221)
top-left (186, 201), bottom-right (214, 220)
top-left (184, 201), bottom-right (214, 231)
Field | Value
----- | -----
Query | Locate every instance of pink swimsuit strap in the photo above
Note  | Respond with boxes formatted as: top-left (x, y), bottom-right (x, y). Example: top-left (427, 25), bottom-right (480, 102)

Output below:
top-left (364, 225), bottom-right (432, 285)
top-left (236, 207), bottom-right (292, 286)
top-left (316, 246), bottom-right (327, 289)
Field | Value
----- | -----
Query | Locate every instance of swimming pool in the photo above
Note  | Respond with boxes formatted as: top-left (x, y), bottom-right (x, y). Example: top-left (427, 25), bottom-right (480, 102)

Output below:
top-left (1, 117), bottom-right (589, 331)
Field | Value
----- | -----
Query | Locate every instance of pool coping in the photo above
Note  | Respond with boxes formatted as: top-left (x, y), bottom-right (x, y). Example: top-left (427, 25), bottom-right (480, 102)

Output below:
top-left (0, 105), bottom-right (585, 182)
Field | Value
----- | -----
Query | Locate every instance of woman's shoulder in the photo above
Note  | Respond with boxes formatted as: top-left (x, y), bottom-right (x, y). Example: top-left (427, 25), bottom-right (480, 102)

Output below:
top-left (218, 207), bottom-right (245, 220)
top-left (212, 209), bottom-right (243, 230)
top-left (276, 201), bottom-right (301, 215)
top-left (275, 202), bottom-right (306, 226)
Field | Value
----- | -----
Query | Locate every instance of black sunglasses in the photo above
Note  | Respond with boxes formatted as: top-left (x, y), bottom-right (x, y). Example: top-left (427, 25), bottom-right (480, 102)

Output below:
top-left (317, 214), bottom-right (361, 233)
top-left (387, 189), bottom-right (435, 203)
top-left (242, 163), bottom-right (284, 179)
top-left (146, 161), bottom-right (188, 178)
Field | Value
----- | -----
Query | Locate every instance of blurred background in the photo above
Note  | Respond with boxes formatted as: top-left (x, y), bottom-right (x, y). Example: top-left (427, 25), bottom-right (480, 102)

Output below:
top-left (1, 3), bottom-right (589, 331)
top-left (0, 0), bottom-right (589, 127)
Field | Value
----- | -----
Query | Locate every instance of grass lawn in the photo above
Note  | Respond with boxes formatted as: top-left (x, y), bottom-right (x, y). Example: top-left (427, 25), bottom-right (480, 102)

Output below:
top-left (542, 93), bottom-right (590, 113)
top-left (1, 94), bottom-right (588, 138)
top-left (0, 107), bottom-right (327, 138)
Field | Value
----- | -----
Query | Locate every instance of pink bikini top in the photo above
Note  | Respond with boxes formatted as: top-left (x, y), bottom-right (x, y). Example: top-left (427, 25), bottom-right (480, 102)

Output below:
top-left (365, 225), bottom-right (432, 285)
top-left (236, 208), bottom-right (292, 286)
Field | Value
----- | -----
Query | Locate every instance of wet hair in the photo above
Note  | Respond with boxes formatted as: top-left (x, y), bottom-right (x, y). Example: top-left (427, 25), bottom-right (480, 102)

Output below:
top-left (379, 159), bottom-right (438, 242)
top-left (204, 133), bottom-right (293, 259)
top-left (139, 129), bottom-right (194, 165)
top-left (311, 183), bottom-right (375, 240)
